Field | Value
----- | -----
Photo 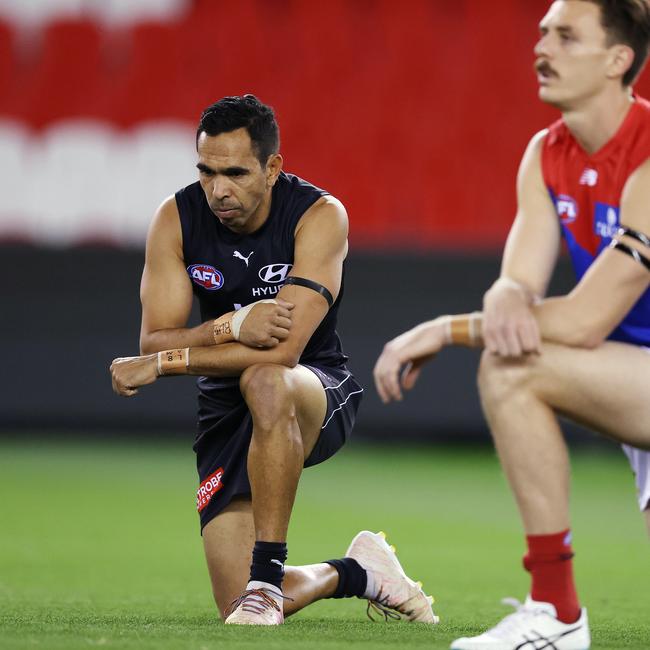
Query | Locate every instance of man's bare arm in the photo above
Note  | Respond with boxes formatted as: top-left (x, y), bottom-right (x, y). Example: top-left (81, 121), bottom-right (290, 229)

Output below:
top-left (483, 130), bottom-right (561, 356)
top-left (139, 196), bottom-right (219, 353)
top-left (500, 130), bottom-right (561, 297)
top-left (111, 196), bottom-right (348, 394)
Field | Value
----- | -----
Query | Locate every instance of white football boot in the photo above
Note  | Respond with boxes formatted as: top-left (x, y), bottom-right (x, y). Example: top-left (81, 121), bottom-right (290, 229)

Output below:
top-left (450, 596), bottom-right (590, 650)
top-left (346, 530), bottom-right (439, 624)
top-left (224, 583), bottom-right (284, 626)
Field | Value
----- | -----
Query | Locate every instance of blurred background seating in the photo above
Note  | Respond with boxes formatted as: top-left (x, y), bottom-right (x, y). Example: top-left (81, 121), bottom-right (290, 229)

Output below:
top-left (0, 0), bottom-right (627, 438)
top-left (0, 0), bottom-right (603, 249)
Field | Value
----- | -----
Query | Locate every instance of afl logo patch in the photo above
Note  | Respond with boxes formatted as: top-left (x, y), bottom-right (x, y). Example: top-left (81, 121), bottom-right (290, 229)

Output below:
top-left (187, 264), bottom-right (224, 290)
top-left (259, 263), bottom-right (292, 284)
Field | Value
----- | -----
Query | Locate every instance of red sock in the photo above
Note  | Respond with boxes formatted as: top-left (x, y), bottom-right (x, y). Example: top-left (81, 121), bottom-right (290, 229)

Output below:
top-left (523, 529), bottom-right (580, 623)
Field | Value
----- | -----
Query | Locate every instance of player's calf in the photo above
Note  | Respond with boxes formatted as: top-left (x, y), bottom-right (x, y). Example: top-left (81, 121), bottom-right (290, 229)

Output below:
top-left (227, 365), bottom-right (309, 624)
top-left (241, 363), bottom-right (305, 542)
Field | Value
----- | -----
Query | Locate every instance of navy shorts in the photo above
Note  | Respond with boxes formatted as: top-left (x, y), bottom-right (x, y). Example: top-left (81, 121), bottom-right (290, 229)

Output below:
top-left (193, 364), bottom-right (363, 532)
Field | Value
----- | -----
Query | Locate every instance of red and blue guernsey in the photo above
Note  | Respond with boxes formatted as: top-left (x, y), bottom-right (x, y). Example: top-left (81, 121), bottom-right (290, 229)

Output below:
top-left (542, 96), bottom-right (650, 347)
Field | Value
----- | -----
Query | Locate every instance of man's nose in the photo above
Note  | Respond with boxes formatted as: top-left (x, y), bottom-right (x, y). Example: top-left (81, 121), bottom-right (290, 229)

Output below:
top-left (211, 177), bottom-right (230, 200)
top-left (534, 34), bottom-right (551, 58)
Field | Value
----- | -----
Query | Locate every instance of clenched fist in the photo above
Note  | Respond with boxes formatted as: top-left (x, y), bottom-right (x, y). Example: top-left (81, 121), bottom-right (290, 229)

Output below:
top-left (110, 354), bottom-right (158, 397)
top-left (239, 298), bottom-right (294, 348)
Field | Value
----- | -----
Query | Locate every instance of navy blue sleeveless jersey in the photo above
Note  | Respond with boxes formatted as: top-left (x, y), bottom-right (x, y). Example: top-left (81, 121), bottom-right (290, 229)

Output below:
top-left (175, 171), bottom-right (349, 397)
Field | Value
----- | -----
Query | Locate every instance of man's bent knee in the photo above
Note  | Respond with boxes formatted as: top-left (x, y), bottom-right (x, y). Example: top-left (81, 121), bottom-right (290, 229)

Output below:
top-left (240, 363), bottom-right (292, 402)
top-left (240, 363), bottom-right (297, 429)
top-left (477, 350), bottom-right (538, 408)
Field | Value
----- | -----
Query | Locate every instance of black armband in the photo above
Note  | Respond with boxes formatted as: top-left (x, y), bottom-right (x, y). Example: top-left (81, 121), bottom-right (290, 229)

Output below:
top-left (609, 239), bottom-right (650, 271)
top-left (616, 226), bottom-right (650, 248)
top-left (284, 276), bottom-right (334, 307)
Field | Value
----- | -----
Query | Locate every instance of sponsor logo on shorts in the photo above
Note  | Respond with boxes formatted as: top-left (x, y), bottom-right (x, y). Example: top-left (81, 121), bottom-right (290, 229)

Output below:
top-left (555, 194), bottom-right (578, 224)
top-left (196, 467), bottom-right (224, 512)
top-left (258, 263), bottom-right (292, 284)
top-left (594, 202), bottom-right (619, 240)
top-left (187, 264), bottom-right (224, 291)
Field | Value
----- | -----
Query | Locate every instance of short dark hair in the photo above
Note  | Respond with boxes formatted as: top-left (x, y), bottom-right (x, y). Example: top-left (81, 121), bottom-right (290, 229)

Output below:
top-left (584, 0), bottom-right (650, 85)
top-left (196, 95), bottom-right (280, 166)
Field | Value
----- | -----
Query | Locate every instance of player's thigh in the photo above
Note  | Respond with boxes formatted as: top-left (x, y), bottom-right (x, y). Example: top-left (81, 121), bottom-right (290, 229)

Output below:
top-left (530, 341), bottom-right (650, 448)
top-left (202, 496), bottom-right (255, 618)
top-left (243, 363), bottom-right (327, 459)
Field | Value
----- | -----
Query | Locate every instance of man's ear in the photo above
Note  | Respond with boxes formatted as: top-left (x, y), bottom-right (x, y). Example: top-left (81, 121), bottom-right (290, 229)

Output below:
top-left (606, 43), bottom-right (634, 83)
top-left (266, 153), bottom-right (283, 188)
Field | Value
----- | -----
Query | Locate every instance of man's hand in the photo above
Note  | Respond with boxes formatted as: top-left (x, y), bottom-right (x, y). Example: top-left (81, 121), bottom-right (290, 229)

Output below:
top-left (238, 299), bottom-right (294, 348)
top-left (110, 354), bottom-right (158, 397)
top-left (374, 319), bottom-right (446, 404)
top-left (482, 278), bottom-right (541, 357)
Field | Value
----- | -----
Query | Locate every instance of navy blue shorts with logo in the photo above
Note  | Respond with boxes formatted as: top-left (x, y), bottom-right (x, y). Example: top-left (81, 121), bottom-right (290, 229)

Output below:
top-left (193, 364), bottom-right (363, 532)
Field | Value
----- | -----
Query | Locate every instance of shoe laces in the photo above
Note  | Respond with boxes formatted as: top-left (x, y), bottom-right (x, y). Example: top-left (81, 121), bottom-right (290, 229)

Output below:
top-left (486, 598), bottom-right (550, 639)
top-left (365, 587), bottom-right (410, 622)
top-left (226, 588), bottom-right (285, 617)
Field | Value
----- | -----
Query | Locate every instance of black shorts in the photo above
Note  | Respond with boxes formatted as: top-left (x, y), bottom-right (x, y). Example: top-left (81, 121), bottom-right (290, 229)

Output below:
top-left (193, 364), bottom-right (363, 532)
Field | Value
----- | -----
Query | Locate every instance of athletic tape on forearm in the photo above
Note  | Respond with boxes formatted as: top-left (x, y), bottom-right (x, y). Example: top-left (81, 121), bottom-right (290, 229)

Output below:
top-left (442, 312), bottom-right (483, 347)
top-left (231, 299), bottom-right (278, 340)
top-left (212, 313), bottom-right (233, 345)
top-left (157, 348), bottom-right (190, 376)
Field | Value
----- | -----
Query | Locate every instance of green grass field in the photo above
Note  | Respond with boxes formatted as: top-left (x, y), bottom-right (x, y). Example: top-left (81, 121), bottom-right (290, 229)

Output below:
top-left (1, 437), bottom-right (648, 649)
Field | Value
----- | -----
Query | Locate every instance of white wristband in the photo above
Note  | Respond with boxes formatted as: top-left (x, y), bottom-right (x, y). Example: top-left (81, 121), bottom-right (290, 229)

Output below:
top-left (441, 315), bottom-right (452, 345)
top-left (231, 299), bottom-right (278, 340)
top-left (498, 277), bottom-right (526, 293)
top-left (498, 277), bottom-right (540, 304)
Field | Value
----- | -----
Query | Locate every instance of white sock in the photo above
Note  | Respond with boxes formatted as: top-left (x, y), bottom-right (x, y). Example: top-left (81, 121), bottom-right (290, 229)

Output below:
top-left (246, 580), bottom-right (284, 610)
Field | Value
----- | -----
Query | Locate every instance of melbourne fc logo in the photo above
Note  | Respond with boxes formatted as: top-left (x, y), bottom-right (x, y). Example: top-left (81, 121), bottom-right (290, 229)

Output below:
top-left (187, 264), bottom-right (224, 291)
top-left (556, 194), bottom-right (578, 224)
top-left (259, 263), bottom-right (292, 284)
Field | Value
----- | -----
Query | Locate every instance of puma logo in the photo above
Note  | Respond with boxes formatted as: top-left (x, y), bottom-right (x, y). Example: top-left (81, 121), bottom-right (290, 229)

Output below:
top-left (233, 250), bottom-right (254, 267)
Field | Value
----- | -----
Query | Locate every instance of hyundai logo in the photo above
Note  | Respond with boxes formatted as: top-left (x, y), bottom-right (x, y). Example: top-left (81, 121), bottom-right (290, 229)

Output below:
top-left (258, 263), bottom-right (292, 284)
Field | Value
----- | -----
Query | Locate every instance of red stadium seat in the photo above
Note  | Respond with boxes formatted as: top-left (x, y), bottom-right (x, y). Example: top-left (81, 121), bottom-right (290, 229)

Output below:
top-left (176, 0), bottom-right (283, 115)
top-left (108, 21), bottom-right (186, 127)
top-left (3, 19), bottom-right (107, 128)
top-left (0, 20), bottom-right (15, 110)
